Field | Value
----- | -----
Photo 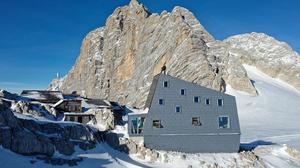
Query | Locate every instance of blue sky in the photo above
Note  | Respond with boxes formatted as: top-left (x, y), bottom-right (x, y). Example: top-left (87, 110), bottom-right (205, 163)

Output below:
top-left (0, 0), bottom-right (299, 93)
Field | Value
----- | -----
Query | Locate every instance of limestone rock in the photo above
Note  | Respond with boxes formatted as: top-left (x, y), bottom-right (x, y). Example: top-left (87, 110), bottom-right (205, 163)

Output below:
top-left (53, 1), bottom-right (228, 108)
top-left (50, 1), bottom-right (300, 107)
top-left (89, 108), bottom-right (114, 130)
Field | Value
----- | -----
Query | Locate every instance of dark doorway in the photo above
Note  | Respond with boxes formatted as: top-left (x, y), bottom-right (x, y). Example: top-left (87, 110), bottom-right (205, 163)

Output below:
top-left (78, 116), bottom-right (82, 123)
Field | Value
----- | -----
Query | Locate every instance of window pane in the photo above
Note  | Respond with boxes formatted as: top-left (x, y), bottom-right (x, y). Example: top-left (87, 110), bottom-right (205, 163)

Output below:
top-left (163, 81), bottom-right (168, 87)
top-left (192, 117), bottom-right (201, 126)
top-left (219, 116), bottom-right (230, 129)
top-left (206, 98), bottom-right (210, 105)
top-left (218, 99), bottom-right (223, 106)
top-left (131, 118), bottom-right (138, 134)
top-left (175, 105), bottom-right (181, 113)
top-left (194, 96), bottom-right (199, 103)
top-left (180, 89), bottom-right (185, 95)
top-left (158, 99), bottom-right (164, 105)
top-left (153, 120), bottom-right (161, 128)
top-left (138, 117), bottom-right (145, 134)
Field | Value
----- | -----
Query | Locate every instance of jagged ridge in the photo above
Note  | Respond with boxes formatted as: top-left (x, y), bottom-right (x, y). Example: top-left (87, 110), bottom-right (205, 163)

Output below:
top-left (49, 0), bottom-right (300, 108)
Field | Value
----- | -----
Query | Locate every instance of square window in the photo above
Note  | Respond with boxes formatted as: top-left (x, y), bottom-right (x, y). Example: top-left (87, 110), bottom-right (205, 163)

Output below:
top-left (180, 89), bottom-right (186, 95)
top-left (158, 99), bottom-right (164, 105)
top-left (205, 98), bottom-right (210, 105)
top-left (218, 99), bottom-right (224, 106)
top-left (153, 120), bottom-right (161, 128)
top-left (219, 116), bottom-right (230, 129)
top-left (175, 105), bottom-right (182, 113)
top-left (131, 117), bottom-right (146, 134)
top-left (192, 117), bottom-right (202, 126)
top-left (194, 96), bottom-right (200, 103)
top-left (163, 81), bottom-right (169, 88)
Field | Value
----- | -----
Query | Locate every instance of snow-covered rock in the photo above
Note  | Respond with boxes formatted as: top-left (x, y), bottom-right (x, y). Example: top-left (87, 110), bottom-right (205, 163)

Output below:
top-left (225, 32), bottom-right (300, 92)
top-left (0, 99), bottom-right (101, 156)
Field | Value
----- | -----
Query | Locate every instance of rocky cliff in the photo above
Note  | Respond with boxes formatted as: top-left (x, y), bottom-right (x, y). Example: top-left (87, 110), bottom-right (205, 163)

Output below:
top-left (50, 0), bottom-right (300, 108)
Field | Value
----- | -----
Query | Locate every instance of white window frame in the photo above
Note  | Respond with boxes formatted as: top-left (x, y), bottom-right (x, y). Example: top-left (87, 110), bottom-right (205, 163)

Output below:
top-left (218, 116), bottom-right (230, 129)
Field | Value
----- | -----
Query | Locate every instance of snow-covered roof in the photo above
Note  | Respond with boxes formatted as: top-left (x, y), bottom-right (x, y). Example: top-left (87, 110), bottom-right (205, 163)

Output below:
top-left (64, 112), bottom-right (94, 116)
top-left (20, 90), bottom-right (63, 102)
top-left (53, 99), bottom-right (64, 108)
top-left (128, 107), bottom-right (149, 115)
top-left (83, 99), bottom-right (111, 108)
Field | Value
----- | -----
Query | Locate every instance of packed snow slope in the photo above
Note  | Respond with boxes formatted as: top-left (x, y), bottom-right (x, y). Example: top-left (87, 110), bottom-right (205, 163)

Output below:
top-left (227, 64), bottom-right (300, 150)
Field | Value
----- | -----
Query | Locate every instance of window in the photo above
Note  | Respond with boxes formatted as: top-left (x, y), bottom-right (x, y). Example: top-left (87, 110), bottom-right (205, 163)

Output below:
top-left (194, 96), bottom-right (200, 103)
top-left (131, 117), bottom-right (146, 134)
top-left (175, 105), bottom-right (182, 113)
top-left (70, 116), bottom-right (75, 122)
top-left (218, 99), bottom-right (224, 107)
top-left (158, 98), bottom-right (164, 105)
top-left (180, 89), bottom-right (186, 95)
top-left (152, 120), bottom-right (161, 128)
top-left (205, 98), bottom-right (210, 105)
top-left (192, 117), bottom-right (202, 126)
top-left (218, 116), bottom-right (230, 129)
top-left (163, 81), bottom-right (169, 88)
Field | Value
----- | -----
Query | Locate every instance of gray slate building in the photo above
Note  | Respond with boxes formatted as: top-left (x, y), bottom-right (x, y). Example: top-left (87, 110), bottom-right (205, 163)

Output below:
top-left (128, 74), bottom-right (241, 153)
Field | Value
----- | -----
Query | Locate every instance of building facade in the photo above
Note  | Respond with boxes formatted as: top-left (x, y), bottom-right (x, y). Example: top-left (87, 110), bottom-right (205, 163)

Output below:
top-left (54, 99), bottom-right (82, 112)
top-left (128, 74), bottom-right (241, 153)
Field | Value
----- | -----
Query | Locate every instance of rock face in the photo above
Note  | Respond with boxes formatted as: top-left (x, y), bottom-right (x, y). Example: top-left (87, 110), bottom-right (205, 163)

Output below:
top-left (0, 99), bottom-right (101, 156)
top-left (0, 90), bottom-right (17, 100)
top-left (51, 0), bottom-right (300, 108)
top-left (224, 32), bottom-right (300, 91)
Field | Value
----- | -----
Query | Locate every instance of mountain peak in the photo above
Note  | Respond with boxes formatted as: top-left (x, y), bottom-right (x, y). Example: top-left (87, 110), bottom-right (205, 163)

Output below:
top-left (53, 1), bottom-right (300, 108)
top-left (129, 0), bottom-right (139, 6)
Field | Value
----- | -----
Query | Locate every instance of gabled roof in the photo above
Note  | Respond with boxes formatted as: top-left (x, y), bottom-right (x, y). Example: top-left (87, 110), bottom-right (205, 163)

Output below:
top-left (83, 99), bottom-right (111, 108)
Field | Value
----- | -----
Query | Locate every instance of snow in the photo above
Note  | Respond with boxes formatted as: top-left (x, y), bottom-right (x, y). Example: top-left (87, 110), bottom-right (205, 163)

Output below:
top-left (1, 63), bottom-right (300, 167)
top-left (255, 145), bottom-right (300, 168)
top-left (0, 144), bottom-right (147, 168)
top-left (127, 107), bottom-right (149, 115)
top-left (1, 143), bottom-right (298, 168)
top-left (226, 64), bottom-right (300, 150)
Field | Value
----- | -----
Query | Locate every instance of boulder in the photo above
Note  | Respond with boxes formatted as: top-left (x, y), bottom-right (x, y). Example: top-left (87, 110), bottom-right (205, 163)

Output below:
top-left (92, 108), bottom-right (114, 130)
top-left (11, 130), bottom-right (55, 156)
top-left (105, 132), bottom-right (119, 149)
